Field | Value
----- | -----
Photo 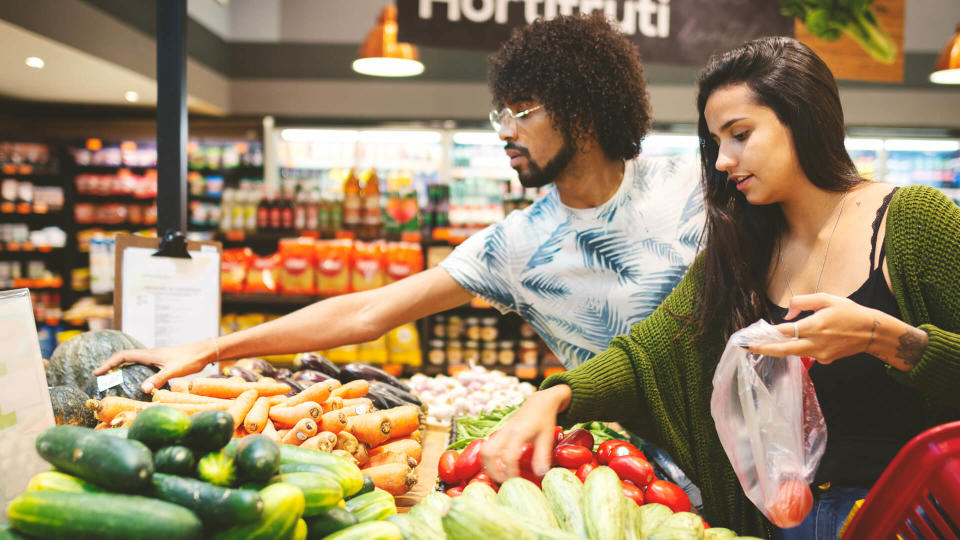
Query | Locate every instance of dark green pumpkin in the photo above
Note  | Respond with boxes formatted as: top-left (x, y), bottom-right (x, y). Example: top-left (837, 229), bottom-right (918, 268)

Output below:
top-left (47, 330), bottom-right (158, 401)
top-left (48, 385), bottom-right (97, 427)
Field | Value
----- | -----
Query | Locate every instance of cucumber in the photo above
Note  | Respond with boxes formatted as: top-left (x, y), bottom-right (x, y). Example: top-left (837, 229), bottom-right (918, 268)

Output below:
top-left (277, 447), bottom-right (363, 496)
top-left (184, 410), bottom-right (234, 453)
top-left (349, 473), bottom-right (375, 499)
top-left (154, 445), bottom-right (196, 476)
top-left (582, 466), bottom-right (625, 540)
top-left (6, 491), bottom-right (202, 540)
top-left (541, 467), bottom-right (587, 536)
top-left (197, 450), bottom-right (237, 487)
top-left (25, 470), bottom-right (105, 494)
top-left (128, 405), bottom-right (191, 449)
top-left (304, 507), bottom-right (359, 539)
top-left (638, 503), bottom-right (673, 539)
top-left (344, 489), bottom-right (397, 522)
top-left (35, 425), bottom-right (154, 492)
top-left (497, 477), bottom-right (559, 528)
top-left (386, 513), bottom-right (446, 540)
top-left (461, 481), bottom-right (498, 505)
top-left (102, 426), bottom-right (128, 438)
top-left (324, 521), bottom-right (403, 540)
top-left (648, 512), bottom-right (705, 540)
top-left (408, 492), bottom-right (450, 532)
top-left (210, 482), bottom-right (305, 540)
top-left (499, 506), bottom-right (586, 540)
top-left (704, 528), bottom-right (737, 540)
top-left (442, 497), bottom-right (536, 540)
top-left (235, 434), bottom-right (280, 483)
top-left (271, 472), bottom-right (344, 516)
top-left (152, 472), bottom-right (264, 527)
top-left (0, 523), bottom-right (34, 540)
top-left (624, 499), bottom-right (641, 540)
top-left (292, 518), bottom-right (308, 540)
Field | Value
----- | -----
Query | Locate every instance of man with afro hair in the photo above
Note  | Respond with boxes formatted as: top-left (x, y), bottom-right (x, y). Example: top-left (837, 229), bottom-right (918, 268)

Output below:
top-left (96, 13), bottom-right (703, 398)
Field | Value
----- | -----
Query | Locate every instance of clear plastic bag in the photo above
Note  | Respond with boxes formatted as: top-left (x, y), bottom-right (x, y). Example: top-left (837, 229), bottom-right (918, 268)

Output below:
top-left (710, 319), bottom-right (827, 528)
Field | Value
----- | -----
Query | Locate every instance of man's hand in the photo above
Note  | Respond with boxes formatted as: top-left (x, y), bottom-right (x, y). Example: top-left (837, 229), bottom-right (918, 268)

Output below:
top-left (93, 340), bottom-right (214, 393)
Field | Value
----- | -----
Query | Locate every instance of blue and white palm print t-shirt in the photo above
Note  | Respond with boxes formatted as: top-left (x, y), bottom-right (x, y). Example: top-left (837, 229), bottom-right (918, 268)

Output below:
top-left (440, 155), bottom-right (705, 369)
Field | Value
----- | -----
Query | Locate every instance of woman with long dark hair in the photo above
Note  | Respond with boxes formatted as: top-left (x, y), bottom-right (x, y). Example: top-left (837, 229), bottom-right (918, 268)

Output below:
top-left (480, 36), bottom-right (960, 538)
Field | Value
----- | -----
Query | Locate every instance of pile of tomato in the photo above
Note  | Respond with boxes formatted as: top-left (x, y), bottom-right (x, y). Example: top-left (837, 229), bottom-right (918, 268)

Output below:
top-left (436, 426), bottom-right (692, 514)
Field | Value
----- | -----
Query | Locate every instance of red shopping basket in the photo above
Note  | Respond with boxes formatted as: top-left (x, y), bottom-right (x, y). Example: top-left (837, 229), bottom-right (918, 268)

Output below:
top-left (842, 420), bottom-right (960, 540)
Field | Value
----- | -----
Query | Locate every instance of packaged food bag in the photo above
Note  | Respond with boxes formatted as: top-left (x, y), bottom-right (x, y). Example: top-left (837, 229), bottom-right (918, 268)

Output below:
top-left (315, 239), bottom-right (353, 296)
top-left (278, 238), bottom-right (316, 296)
top-left (710, 319), bottom-right (827, 529)
top-left (221, 247), bottom-right (253, 294)
top-left (244, 254), bottom-right (279, 294)
top-left (352, 240), bottom-right (386, 292)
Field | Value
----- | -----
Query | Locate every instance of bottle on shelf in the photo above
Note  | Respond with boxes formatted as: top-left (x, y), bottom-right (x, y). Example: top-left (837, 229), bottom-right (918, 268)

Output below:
top-left (268, 188), bottom-right (282, 232)
top-left (361, 168), bottom-right (383, 239)
top-left (342, 168), bottom-right (362, 235)
top-left (280, 185), bottom-right (295, 234)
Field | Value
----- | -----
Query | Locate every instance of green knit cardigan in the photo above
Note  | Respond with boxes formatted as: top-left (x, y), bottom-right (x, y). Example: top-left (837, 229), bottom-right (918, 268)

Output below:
top-left (541, 185), bottom-right (960, 537)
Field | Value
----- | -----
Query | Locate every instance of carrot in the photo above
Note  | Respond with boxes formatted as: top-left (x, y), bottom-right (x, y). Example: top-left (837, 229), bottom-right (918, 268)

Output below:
top-left (331, 379), bottom-right (369, 400)
top-left (365, 451), bottom-right (416, 470)
top-left (244, 397), bottom-right (271, 434)
top-left (368, 437), bottom-right (422, 464)
top-left (346, 411), bottom-right (392, 446)
top-left (319, 410), bottom-right (349, 433)
top-left (169, 380), bottom-right (189, 392)
top-left (352, 442), bottom-right (369, 467)
top-left (265, 395), bottom-right (288, 406)
top-left (383, 405), bottom-right (420, 439)
top-left (363, 463), bottom-right (417, 496)
top-left (93, 422), bottom-right (109, 430)
top-left (233, 426), bottom-right (247, 438)
top-left (316, 431), bottom-right (338, 448)
top-left (282, 380), bottom-right (335, 408)
top-left (301, 435), bottom-right (332, 452)
top-left (151, 390), bottom-right (232, 405)
top-left (331, 449), bottom-right (358, 466)
top-left (403, 430), bottom-right (423, 444)
top-left (335, 431), bottom-right (359, 454)
top-left (276, 429), bottom-right (290, 441)
top-left (226, 389), bottom-right (258, 430)
top-left (341, 398), bottom-right (374, 417)
top-left (269, 401), bottom-right (322, 428)
top-left (85, 396), bottom-right (226, 424)
top-left (281, 418), bottom-right (318, 445)
top-left (109, 410), bottom-right (137, 428)
top-left (261, 419), bottom-right (281, 444)
top-left (187, 377), bottom-right (290, 398)
top-left (321, 396), bottom-right (343, 413)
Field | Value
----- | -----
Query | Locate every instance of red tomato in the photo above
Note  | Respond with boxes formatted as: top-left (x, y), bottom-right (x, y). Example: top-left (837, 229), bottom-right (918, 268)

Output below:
top-left (518, 443), bottom-right (534, 471)
top-left (611, 443), bottom-right (646, 462)
top-left (519, 468), bottom-right (543, 487)
top-left (576, 461), bottom-right (598, 482)
top-left (644, 480), bottom-right (691, 513)
top-left (553, 444), bottom-right (594, 469)
top-left (553, 426), bottom-right (565, 446)
top-left (609, 455), bottom-right (656, 490)
top-left (596, 440), bottom-right (628, 465)
top-left (766, 480), bottom-right (813, 528)
top-left (438, 450), bottom-right (460, 485)
top-left (621, 481), bottom-right (645, 507)
top-left (454, 439), bottom-right (484, 481)
top-left (557, 428), bottom-right (594, 450)
top-left (446, 485), bottom-right (465, 497)
top-left (469, 471), bottom-right (496, 489)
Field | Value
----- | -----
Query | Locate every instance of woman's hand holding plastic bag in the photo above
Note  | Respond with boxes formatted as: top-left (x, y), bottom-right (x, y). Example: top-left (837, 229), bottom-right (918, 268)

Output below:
top-left (711, 319), bottom-right (827, 529)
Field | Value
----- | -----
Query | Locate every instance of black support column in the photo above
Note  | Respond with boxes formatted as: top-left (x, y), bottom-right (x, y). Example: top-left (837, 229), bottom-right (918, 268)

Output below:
top-left (156, 0), bottom-right (188, 238)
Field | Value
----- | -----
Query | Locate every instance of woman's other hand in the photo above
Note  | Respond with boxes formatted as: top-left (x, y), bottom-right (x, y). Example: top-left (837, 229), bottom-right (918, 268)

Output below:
top-left (481, 384), bottom-right (572, 484)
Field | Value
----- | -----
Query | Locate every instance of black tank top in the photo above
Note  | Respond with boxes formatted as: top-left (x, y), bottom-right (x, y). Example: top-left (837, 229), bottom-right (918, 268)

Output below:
top-left (767, 188), bottom-right (930, 487)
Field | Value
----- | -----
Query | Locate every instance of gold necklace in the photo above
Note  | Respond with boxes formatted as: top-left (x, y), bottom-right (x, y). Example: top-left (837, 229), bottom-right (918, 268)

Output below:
top-left (778, 191), bottom-right (849, 298)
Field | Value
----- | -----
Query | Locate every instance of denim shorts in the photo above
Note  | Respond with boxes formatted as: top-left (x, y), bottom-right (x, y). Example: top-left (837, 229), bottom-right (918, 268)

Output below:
top-left (775, 486), bottom-right (870, 540)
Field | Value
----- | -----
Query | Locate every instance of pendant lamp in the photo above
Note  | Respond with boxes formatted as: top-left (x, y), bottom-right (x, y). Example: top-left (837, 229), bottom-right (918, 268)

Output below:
top-left (352, 5), bottom-right (424, 77)
top-left (930, 23), bottom-right (960, 84)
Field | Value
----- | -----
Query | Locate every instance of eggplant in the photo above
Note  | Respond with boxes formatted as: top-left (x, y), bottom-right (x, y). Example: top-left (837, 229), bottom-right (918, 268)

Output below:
top-left (221, 365), bottom-right (259, 382)
top-left (234, 357), bottom-right (277, 377)
top-left (293, 352), bottom-right (341, 379)
top-left (292, 369), bottom-right (332, 384)
top-left (275, 367), bottom-right (292, 380)
top-left (366, 387), bottom-right (406, 409)
top-left (281, 377), bottom-right (305, 396)
top-left (340, 363), bottom-right (411, 392)
top-left (369, 380), bottom-right (422, 407)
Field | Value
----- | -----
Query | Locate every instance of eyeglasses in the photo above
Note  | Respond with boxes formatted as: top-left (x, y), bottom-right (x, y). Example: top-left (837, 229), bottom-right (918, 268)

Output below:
top-left (489, 105), bottom-right (543, 132)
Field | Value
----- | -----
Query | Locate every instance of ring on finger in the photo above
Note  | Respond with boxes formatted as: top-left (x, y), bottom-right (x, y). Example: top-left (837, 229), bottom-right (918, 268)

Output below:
top-left (793, 322), bottom-right (799, 339)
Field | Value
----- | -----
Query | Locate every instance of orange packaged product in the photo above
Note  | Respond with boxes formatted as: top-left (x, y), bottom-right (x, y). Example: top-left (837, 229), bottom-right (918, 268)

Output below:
top-left (278, 238), bottom-right (316, 296)
top-left (244, 254), bottom-right (280, 294)
top-left (385, 241), bottom-right (424, 284)
top-left (352, 240), bottom-right (386, 292)
top-left (315, 239), bottom-right (353, 296)
top-left (221, 247), bottom-right (254, 294)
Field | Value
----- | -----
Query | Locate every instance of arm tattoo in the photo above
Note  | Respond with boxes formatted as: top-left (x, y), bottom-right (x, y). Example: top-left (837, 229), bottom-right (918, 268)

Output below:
top-left (896, 327), bottom-right (928, 367)
top-left (865, 317), bottom-right (881, 354)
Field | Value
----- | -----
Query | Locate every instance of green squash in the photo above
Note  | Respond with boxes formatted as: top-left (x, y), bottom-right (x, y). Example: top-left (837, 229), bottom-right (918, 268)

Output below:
top-left (47, 330), bottom-right (157, 401)
top-left (48, 385), bottom-right (97, 427)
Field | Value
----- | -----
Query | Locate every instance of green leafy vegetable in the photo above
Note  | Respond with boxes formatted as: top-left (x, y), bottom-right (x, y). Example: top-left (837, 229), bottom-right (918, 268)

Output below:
top-left (780, 0), bottom-right (896, 63)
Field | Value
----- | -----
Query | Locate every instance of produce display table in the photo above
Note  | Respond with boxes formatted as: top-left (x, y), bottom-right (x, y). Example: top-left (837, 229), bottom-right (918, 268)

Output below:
top-left (396, 423), bottom-right (450, 511)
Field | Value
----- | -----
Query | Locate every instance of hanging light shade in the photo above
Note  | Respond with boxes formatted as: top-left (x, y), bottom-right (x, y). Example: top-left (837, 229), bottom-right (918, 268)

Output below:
top-left (930, 23), bottom-right (960, 84)
top-left (352, 5), bottom-right (424, 77)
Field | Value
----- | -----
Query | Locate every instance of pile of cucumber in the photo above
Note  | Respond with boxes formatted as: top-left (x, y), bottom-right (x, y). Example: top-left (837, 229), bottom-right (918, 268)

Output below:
top-left (4, 405), bottom-right (398, 540)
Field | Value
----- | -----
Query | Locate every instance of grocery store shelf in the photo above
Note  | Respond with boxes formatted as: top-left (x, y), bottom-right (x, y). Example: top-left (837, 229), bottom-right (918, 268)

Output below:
top-left (0, 244), bottom-right (65, 254)
top-left (222, 293), bottom-right (322, 309)
top-left (75, 194), bottom-right (156, 203)
top-left (74, 164), bottom-right (156, 172)
top-left (188, 166), bottom-right (264, 176)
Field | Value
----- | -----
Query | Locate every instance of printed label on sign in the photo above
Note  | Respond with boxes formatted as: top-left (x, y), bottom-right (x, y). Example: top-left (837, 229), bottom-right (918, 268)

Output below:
top-left (96, 370), bottom-right (124, 392)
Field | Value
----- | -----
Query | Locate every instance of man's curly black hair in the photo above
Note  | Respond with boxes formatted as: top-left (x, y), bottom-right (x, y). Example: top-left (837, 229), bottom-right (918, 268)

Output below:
top-left (488, 12), bottom-right (652, 161)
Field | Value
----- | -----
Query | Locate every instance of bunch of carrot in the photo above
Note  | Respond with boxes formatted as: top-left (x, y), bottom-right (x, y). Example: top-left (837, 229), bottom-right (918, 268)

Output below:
top-left (86, 374), bottom-right (424, 496)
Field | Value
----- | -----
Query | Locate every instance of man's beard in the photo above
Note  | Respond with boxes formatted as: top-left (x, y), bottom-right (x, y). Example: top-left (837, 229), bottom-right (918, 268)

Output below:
top-left (508, 138), bottom-right (577, 188)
